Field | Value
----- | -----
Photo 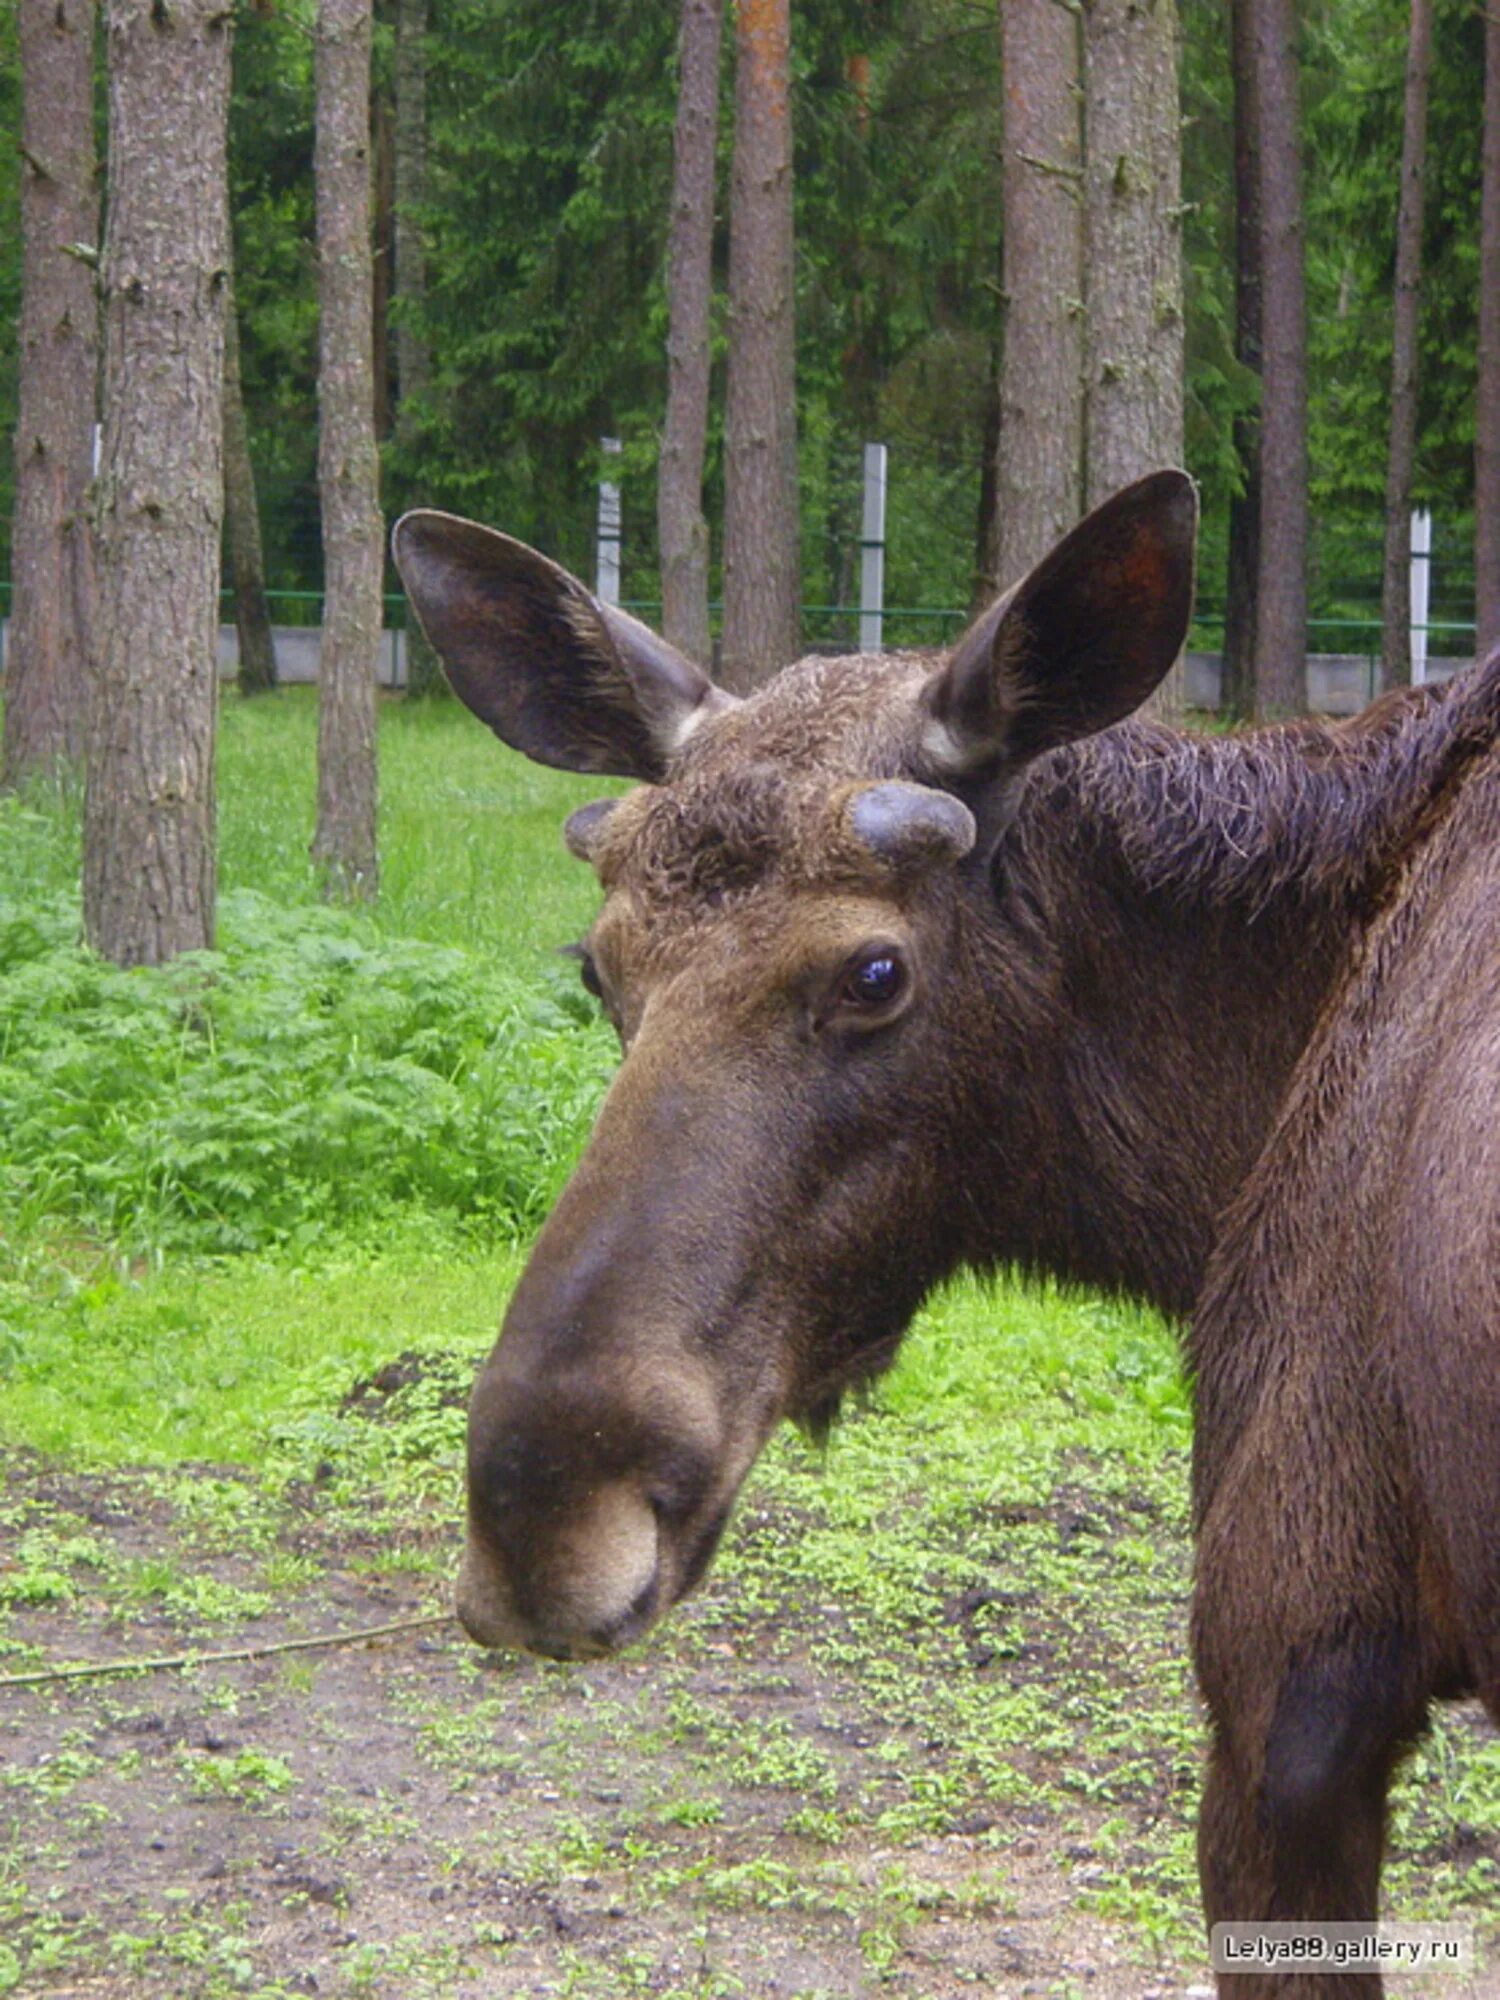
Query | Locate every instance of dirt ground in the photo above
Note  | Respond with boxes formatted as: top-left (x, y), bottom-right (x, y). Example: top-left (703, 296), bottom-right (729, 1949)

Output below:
top-left (2, 1398), bottom-right (1496, 2000)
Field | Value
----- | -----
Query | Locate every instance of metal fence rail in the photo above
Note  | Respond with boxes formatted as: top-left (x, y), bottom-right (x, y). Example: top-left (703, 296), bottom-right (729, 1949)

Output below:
top-left (0, 583), bottom-right (1481, 703)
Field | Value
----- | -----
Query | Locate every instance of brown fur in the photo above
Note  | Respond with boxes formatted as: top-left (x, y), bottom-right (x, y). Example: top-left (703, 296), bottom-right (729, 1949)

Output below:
top-left (393, 478), bottom-right (1500, 1995)
top-left (1186, 727), bottom-right (1500, 1996)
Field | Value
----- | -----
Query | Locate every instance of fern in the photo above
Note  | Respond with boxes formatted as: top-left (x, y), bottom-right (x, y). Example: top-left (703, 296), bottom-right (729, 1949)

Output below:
top-left (0, 880), bottom-right (614, 1259)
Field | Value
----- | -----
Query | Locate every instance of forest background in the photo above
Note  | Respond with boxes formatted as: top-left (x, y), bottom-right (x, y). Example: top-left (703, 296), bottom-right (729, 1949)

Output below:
top-left (0, 0), bottom-right (1487, 657)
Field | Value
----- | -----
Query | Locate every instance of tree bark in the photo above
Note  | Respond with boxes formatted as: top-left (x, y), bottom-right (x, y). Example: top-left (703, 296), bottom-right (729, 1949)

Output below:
top-left (83, 0), bottom-right (230, 967)
top-left (393, 0), bottom-right (441, 696)
top-left (223, 265), bottom-right (279, 696)
top-left (370, 76), bottom-right (395, 443)
top-left (394, 0), bottom-right (430, 414)
top-left (991, 0), bottom-right (1084, 600)
top-left (721, 0), bottom-right (800, 691)
top-left (1476, 0), bottom-right (1500, 660)
top-left (312, 0), bottom-right (382, 898)
top-left (1082, 0), bottom-right (1186, 718)
top-left (1249, 0), bottom-right (1307, 716)
top-left (4, 0), bottom-right (98, 788)
top-left (972, 325), bottom-right (1002, 614)
top-left (1222, 0), bottom-right (1261, 720)
top-left (658, 0), bottom-right (722, 669)
top-left (1378, 0), bottom-right (1433, 693)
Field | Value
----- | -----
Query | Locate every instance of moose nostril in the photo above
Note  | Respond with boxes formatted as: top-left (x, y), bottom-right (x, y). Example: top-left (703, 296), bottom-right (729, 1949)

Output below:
top-left (590, 1559), bottom-right (661, 1653)
top-left (645, 1441), bottom-right (717, 1527)
top-left (627, 1564), bottom-right (660, 1626)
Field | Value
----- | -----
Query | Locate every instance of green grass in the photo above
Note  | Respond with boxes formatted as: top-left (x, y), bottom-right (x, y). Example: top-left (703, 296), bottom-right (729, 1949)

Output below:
top-left (0, 688), bottom-right (619, 1465)
top-left (1, 684), bottom-right (618, 959)
top-left (0, 1241), bottom-right (522, 1467)
top-left (0, 698), bottom-right (619, 1263)
top-left (217, 686), bottom-right (619, 966)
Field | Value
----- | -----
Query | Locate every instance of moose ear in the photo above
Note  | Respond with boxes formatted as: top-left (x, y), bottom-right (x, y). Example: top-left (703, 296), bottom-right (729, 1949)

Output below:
top-left (392, 510), bottom-right (737, 781)
top-left (922, 470), bottom-right (1198, 778)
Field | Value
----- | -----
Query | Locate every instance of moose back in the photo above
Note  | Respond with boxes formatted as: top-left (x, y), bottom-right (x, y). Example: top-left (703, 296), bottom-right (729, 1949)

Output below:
top-left (394, 472), bottom-right (1500, 1997)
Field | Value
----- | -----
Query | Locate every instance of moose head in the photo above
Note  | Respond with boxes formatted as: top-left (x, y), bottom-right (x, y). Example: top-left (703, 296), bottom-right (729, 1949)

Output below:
top-left (393, 471), bottom-right (1196, 1660)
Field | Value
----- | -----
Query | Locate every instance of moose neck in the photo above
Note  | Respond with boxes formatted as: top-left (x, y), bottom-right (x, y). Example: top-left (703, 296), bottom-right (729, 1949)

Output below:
top-left (969, 688), bottom-right (1476, 1319)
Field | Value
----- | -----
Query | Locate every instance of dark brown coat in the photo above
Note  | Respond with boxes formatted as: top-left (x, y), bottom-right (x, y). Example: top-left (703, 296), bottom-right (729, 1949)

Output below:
top-left (394, 474), bottom-right (1500, 1997)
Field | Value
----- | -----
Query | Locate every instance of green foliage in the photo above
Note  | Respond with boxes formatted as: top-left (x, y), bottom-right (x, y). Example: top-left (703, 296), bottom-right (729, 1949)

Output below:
top-left (1305, 0), bottom-right (1482, 514)
top-left (0, 690), bottom-right (621, 1269)
top-left (796, 0), bottom-right (1002, 617)
top-left (2, 0), bottom-right (1493, 631)
top-left (1301, 0), bottom-right (1483, 629)
top-left (1179, 0), bottom-right (1261, 525)
top-left (229, 0), bottom-right (321, 594)
top-left (179, 1747), bottom-right (296, 1804)
top-left (0, 852), bottom-right (611, 1261)
top-left (402, 0), bottom-right (680, 573)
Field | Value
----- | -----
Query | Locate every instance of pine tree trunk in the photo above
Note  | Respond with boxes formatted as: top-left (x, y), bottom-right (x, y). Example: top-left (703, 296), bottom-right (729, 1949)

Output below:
top-left (1378, 0), bottom-right (1433, 694)
top-left (658, 0), bottom-right (722, 669)
top-left (1082, 0), bottom-right (1186, 719)
top-left (972, 326), bottom-right (1002, 614)
top-left (394, 0), bottom-right (430, 412)
top-left (393, 0), bottom-right (441, 696)
top-left (83, 0), bottom-right (230, 967)
top-left (992, 0), bottom-right (1084, 599)
top-left (4, 0), bottom-right (98, 788)
top-left (1222, 0), bottom-right (1261, 720)
top-left (312, 0), bottom-right (381, 898)
top-left (223, 267), bottom-right (279, 696)
top-left (1249, 0), bottom-right (1307, 716)
top-left (1476, 0), bottom-right (1500, 660)
top-left (370, 80), bottom-right (394, 443)
top-left (721, 0), bottom-right (800, 691)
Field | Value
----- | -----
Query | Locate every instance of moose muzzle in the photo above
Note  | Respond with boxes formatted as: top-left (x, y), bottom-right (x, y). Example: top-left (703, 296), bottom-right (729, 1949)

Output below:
top-left (454, 1174), bottom-right (770, 1659)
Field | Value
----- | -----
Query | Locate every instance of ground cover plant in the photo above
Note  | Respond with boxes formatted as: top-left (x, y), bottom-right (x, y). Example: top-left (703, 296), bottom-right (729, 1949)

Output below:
top-left (1, 690), bottom-right (1496, 1999)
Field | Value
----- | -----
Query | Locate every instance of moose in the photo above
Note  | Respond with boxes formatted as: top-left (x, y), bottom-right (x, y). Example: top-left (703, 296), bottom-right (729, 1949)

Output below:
top-left (394, 471), bottom-right (1500, 1997)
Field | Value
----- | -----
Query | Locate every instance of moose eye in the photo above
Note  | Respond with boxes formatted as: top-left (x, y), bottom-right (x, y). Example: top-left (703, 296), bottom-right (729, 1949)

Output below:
top-left (839, 949), bottom-right (906, 1012)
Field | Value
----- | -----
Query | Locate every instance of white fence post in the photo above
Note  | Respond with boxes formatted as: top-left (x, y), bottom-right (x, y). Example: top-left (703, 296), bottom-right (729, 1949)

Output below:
top-left (860, 442), bottom-right (887, 653)
top-left (1410, 507), bottom-right (1432, 685)
top-left (596, 438), bottom-right (622, 605)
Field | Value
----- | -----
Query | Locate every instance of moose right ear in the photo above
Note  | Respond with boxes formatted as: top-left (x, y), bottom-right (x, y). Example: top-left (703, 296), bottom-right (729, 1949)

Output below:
top-left (392, 510), bottom-right (737, 781)
top-left (922, 469), bottom-right (1198, 780)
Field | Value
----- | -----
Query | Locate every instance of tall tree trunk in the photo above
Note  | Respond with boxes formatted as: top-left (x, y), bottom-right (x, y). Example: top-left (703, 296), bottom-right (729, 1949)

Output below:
top-left (1476, 0), bottom-right (1500, 660)
top-left (1378, 0), bottom-right (1433, 693)
top-left (972, 326), bottom-right (1002, 614)
top-left (370, 78), bottom-right (395, 443)
top-left (4, 0), bottom-right (98, 788)
top-left (393, 0), bottom-right (441, 695)
top-left (992, 0), bottom-right (1084, 600)
top-left (720, 0), bottom-right (800, 691)
top-left (223, 265), bottom-right (279, 696)
top-left (1222, 0), bottom-right (1261, 720)
top-left (658, 0), bottom-right (722, 669)
top-left (394, 0), bottom-right (430, 413)
top-left (84, 0), bottom-right (230, 967)
top-left (312, 0), bottom-right (382, 898)
top-left (1249, 0), bottom-right (1307, 716)
top-left (1082, 0), bottom-right (1186, 719)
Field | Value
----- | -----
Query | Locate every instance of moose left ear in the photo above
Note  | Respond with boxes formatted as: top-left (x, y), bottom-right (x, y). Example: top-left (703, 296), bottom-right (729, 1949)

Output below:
top-left (921, 469), bottom-right (1198, 778)
top-left (393, 510), bottom-right (737, 782)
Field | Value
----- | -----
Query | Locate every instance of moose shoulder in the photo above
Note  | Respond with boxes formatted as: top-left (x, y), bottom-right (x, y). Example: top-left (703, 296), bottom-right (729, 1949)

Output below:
top-left (394, 472), bottom-right (1500, 1997)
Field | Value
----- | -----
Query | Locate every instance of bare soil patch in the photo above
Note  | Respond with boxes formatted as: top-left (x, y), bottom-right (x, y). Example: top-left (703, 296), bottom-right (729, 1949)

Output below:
top-left (2, 1435), bottom-right (1495, 2000)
